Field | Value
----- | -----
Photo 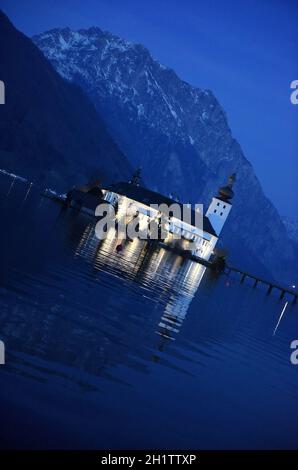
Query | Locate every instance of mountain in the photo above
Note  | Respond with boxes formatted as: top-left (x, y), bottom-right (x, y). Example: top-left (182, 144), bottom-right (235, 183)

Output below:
top-left (0, 12), bottom-right (131, 192)
top-left (33, 26), bottom-right (296, 283)
top-left (282, 217), bottom-right (298, 243)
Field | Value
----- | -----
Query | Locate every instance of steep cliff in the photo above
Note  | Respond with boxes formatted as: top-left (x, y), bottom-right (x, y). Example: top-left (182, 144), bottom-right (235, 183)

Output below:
top-left (0, 13), bottom-right (131, 192)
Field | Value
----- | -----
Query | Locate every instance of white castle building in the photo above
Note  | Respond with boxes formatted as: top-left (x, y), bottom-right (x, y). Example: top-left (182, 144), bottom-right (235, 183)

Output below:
top-left (101, 171), bottom-right (236, 262)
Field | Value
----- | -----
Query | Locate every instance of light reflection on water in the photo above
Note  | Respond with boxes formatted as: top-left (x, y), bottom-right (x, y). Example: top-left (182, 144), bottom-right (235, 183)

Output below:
top-left (0, 174), bottom-right (297, 449)
top-left (75, 222), bottom-right (207, 342)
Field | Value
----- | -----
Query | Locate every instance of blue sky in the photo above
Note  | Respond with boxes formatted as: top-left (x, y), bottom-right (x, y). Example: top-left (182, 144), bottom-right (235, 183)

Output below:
top-left (1, 0), bottom-right (297, 216)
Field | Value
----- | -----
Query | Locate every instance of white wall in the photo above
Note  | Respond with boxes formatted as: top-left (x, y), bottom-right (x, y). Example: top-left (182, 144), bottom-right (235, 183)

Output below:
top-left (206, 197), bottom-right (232, 236)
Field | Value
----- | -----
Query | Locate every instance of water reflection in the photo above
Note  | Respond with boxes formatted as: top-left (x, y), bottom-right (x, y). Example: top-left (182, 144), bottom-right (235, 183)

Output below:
top-left (0, 200), bottom-right (209, 393)
top-left (73, 222), bottom-right (207, 343)
top-left (1, 177), bottom-right (298, 449)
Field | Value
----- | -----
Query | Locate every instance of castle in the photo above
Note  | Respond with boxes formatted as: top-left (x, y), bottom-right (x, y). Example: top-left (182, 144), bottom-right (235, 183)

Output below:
top-left (101, 171), bottom-right (236, 261)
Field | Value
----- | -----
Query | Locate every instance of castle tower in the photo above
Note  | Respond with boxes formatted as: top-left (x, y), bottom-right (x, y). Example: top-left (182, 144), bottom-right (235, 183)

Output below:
top-left (206, 173), bottom-right (236, 236)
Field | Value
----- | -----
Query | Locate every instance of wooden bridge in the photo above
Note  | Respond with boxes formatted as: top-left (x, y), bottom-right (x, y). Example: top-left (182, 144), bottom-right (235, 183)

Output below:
top-left (225, 265), bottom-right (297, 305)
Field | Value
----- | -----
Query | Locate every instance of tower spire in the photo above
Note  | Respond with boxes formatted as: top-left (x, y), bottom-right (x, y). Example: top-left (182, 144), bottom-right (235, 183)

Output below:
top-left (218, 172), bottom-right (236, 201)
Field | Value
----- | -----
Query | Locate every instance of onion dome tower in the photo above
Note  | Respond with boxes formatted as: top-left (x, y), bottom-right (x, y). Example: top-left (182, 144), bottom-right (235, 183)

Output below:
top-left (218, 173), bottom-right (236, 201)
top-left (206, 173), bottom-right (236, 236)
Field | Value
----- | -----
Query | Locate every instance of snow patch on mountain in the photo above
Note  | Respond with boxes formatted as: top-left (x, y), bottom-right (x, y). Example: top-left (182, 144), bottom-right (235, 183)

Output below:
top-left (282, 216), bottom-right (298, 243)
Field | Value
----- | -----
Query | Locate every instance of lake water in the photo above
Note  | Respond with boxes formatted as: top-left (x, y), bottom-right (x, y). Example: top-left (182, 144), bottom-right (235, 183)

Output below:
top-left (0, 174), bottom-right (297, 449)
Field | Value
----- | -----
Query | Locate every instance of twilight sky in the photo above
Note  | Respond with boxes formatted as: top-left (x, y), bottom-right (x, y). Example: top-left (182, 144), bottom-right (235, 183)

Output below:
top-left (1, 0), bottom-right (297, 216)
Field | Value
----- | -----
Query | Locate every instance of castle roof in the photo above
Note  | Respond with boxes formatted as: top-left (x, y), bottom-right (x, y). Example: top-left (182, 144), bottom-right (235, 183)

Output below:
top-left (107, 181), bottom-right (217, 237)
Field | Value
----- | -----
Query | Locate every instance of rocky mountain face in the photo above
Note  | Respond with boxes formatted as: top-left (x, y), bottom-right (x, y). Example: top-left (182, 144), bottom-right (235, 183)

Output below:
top-left (0, 12), bottom-right (131, 192)
top-left (32, 26), bottom-right (296, 283)
top-left (282, 217), bottom-right (298, 243)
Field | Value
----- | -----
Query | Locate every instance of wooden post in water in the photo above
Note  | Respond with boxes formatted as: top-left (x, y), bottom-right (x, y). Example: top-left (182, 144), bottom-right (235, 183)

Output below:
top-left (226, 265), bottom-right (297, 304)
top-left (279, 290), bottom-right (285, 300)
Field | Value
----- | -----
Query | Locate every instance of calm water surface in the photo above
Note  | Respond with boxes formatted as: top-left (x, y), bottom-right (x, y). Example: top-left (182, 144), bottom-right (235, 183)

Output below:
top-left (0, 175), bottom-right (297, 449)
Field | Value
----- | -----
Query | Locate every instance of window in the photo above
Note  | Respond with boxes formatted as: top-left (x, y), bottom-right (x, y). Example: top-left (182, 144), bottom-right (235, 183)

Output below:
top-left (217, 202), bottom-right (220, 206)
top-left (223, 205), bottom-right (226, 209)
top-left (214, 209), bottom-right (217, 213)
top-left (220, 212), bottom-right (223, 216)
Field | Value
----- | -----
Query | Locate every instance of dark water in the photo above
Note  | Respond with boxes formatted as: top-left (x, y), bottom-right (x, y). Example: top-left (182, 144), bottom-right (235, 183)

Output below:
top-left (0, 174), bottom-right (297, 449)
